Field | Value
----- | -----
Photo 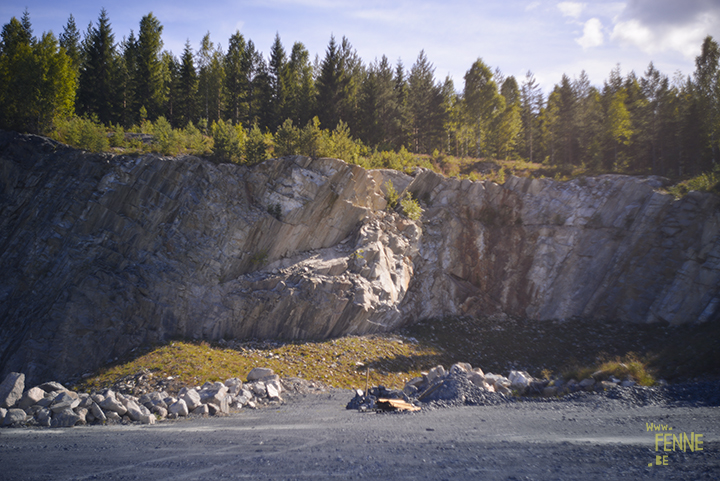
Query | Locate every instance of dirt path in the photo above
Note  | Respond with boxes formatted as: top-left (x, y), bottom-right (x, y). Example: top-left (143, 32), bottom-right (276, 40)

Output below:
top-left (1, 390), bottom-right (717, 480)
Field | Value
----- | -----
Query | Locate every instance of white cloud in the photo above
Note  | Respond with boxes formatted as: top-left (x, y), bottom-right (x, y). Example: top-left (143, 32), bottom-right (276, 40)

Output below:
top-left (576, 17), bottom-right (604, 49)
top-left (610, 0), bottom-right (720, 58)
top-left (611, 14), bottom-right (717, 58)
top-left (557, 2), bottom-right (585, 19)
top-left (525, 1), bottom-right (541, 11)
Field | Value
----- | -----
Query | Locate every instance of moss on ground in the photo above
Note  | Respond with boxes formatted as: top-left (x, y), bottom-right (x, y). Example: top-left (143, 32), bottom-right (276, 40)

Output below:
top-left (76, 316), bottom-right (719, 394)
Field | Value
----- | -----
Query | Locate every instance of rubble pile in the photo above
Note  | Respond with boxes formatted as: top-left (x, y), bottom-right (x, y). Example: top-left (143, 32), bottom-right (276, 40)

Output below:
top-left (347, 362), bottom-right (647, 412)
top-left (0, 367), bottom-right (297, 428)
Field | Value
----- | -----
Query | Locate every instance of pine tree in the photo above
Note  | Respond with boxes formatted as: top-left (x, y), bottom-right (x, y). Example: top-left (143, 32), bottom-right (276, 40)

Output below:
top-left (118, 30), bottom-right (138, 126)
top-left (463, 58), bottom-right (502, 157)
top-left (162, 51), bottom-right (179, 126)
top-left (287, 42), bottom-right (315, 126)
top-left (607, 89), bottom-right (633, 170)
top-left (176, 40), bottom-right (197, 127)
top-left (77, 8), bottom-right (120, 124)
top-left (135, 13), bottom-right (165, 120)
top-left (693, 35), bottom-right (720, 169)
top-left (196, 33), bottom-right (226, 123)
top-left (407, 50), bottom-right (445, 154)
top-left (520, 71), bottom-right (542, 162)
top-left (224, 31), bottom-right (248, 126)
top-left (358, 55), bottom-right (398, 149)
top-left (268, 33), bottom-right (290, 129)
top-left (0, 14), bottom-right (75, 132)
top-left (315, 35), bottom-right (343, 129)
top-left (492, 76), bottom-right (522, 159)
top-left (59, 14), bottom-right (81, 72)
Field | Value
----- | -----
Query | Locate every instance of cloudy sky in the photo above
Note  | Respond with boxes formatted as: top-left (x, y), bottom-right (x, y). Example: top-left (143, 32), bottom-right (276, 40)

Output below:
top-left (3, 0), bottom-right (719, 94)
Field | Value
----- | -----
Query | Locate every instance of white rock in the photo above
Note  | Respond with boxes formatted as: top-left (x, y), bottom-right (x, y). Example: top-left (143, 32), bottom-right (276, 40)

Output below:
top-left (0, 372), bottom-right (25, 409)
top-left (169, 399), bottom-right (189, 417)
top-left (468, 371), bottom-right (485, 386)
top-left (105, 411), bottom-right (121, 422)
top-left (193, 404), bottom-right (209, 415)
top-left (0, 407), bottom-right (6, 421)
top-left (90, 402), bottom-right (107, 423)
top-left (181, 388), bottom-right (202, 411)
top-left (450, 363), bottom-right (471, 374)
top-left (50, 408), bottom-right (83, 428)
top-left (73, 407), bottom-right (89, 424)
top-left (37, 381), bottom-right (67, 393)
top-left (426, 365), bottom-right (446, 384)
top-left (151, 405), bottom-right (167, 419)
top-left (18, 386), bottom-right (46, 410)
top-left (50, 392), bottom-right (81, 413)
top-left (266, 382), bottom-right (281, 400)
top-left (98, 392), bottom-right (128, 416)
top-left (2, 408), bottom-right (27, 426)
top-left (200, 382), bottom-right (229, 405)
top-left (121, 397), bottom-right (146, 422)
top-left (509, 371), bottom-right (532, 392)
top-left (35, 407), bottom-right (52, 426)
top-left (251, 382), bottom-right (267, 397)
top-left (225, 378), bottom-right (243, 395)
top-left (247, 367), bottom-right (275, 381)
top-left (620, 380), bottom-right (636, 387)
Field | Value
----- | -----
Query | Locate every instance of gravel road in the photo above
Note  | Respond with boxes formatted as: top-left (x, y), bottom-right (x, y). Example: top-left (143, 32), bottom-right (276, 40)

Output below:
top-left (1, 389), bottom-right (717, 480)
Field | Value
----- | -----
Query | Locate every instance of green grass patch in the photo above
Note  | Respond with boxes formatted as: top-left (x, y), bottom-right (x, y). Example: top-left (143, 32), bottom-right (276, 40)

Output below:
top-left (76, 336), bottom-right (442, 394)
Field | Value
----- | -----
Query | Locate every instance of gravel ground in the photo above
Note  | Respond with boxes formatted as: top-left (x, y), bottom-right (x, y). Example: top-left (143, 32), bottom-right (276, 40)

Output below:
top-left (1, 388), bottom-right (718, 480)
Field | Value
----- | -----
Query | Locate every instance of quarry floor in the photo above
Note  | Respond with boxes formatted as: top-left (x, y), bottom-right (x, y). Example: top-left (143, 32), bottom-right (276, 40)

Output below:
top-left (1, 389), bottom-right (718, 480)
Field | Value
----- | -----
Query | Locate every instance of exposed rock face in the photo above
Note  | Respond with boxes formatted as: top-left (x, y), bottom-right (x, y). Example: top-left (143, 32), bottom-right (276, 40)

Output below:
top-left (403, 170), bottom-right (720, 324)
top-left (1, 131), bottom-right (719, 385)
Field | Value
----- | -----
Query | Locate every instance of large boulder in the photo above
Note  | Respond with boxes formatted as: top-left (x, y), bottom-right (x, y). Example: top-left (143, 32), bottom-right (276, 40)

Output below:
top-left (50, 409), bottom-right (83, 428)
top-left (169, 399), bottom-right (189, 417)
top-left (2, 408), bottom-right (27, 426)
top-left (180, 388), bottom-right (202, 411)
top-left (0, 372), bottom-right (24, 409)
top-left (247, 368), bottom-right (275, 382)
top-left (17, 386), bottom-right (45, 410)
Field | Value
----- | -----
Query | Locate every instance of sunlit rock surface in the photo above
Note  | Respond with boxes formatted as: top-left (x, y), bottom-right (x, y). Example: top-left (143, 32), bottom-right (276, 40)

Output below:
top-left (1, 131), bottom-right (718, 385)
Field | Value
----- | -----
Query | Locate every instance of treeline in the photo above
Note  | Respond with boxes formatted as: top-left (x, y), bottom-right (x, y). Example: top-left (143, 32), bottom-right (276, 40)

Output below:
top-left (2, 9), bottom-right (720, 178)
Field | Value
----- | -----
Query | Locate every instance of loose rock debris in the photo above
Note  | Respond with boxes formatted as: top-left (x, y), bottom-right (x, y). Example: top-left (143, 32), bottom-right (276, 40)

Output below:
top-left (0, 368), bottom-right (327, 428)
top-left (345, 361), bottom-right (672, 412)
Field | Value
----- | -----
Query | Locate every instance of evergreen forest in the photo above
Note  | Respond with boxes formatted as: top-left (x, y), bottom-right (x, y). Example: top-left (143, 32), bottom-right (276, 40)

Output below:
top-left (2, 9), bottom-right (720, 190)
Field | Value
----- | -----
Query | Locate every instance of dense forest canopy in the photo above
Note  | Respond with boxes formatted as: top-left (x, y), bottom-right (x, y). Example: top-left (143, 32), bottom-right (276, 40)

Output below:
top-left (1, 8), bottom-right (720, 179)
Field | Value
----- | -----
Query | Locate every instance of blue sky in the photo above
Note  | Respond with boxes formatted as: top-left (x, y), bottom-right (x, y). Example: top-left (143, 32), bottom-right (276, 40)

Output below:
top-left (3, 0), bottom-right (720, 94)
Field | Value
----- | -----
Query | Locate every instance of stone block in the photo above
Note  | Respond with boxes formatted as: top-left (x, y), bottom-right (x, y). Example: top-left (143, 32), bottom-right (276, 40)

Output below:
top-left (18, 387), bottom-right (46, 410)
top-left (0, 372), bottom-right (25, 409)
top-left (98, 392), bottom-right (128, 416)
top-left (2, 408), bottom-right (27, 426)
top-left (50, 392), bottom-right (81, 413)
top-left (35, 408), bottom-right (52, 427)
top-left (90, 402), bottom-right (107, 423)
top-left (181, 389), bottom-right (202, 411)
top-left (247, 368), bottom-right (275, 382)
top-left (50, 409), bottom-right (83, 428)
top-left (169, 399), bottom-right (189, 417)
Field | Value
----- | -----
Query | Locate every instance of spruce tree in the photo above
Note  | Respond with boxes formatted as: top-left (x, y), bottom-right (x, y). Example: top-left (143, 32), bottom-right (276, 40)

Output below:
top-left (77, 8), bottom-right (120, 124)
top-left (59, 14), bottom-right (81, 72)
top-left (224, 31), bottom-right (248, 125)
top-left (177, 40), bottom-right (197, 127)
top-left (135, 13), bottom-right (164, 119)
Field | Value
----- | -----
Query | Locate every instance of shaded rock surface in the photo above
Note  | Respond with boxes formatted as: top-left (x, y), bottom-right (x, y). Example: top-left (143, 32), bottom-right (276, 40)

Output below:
top-left (1, 131), bottom-right (719, 385)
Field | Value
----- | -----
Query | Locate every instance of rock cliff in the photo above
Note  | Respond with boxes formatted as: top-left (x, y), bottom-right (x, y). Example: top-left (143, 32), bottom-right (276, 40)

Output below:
top-left (1, 131), bottom-right (719, 385)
